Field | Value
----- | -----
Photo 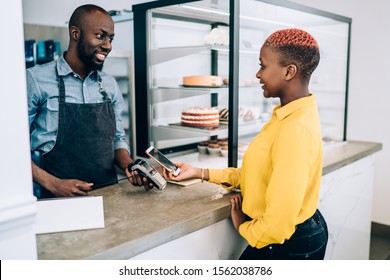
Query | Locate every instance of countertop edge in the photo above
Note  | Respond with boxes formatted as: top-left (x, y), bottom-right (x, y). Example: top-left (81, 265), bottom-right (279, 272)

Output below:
top-left (87, 204), bottom-right (231, 259)
top-left (322, 140), bottom-right (382, 175)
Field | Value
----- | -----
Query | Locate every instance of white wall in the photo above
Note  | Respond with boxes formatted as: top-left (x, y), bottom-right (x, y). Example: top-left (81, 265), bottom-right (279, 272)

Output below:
top-left (289, 0), bottom-right (390, 226)
top-left (0, 0), bottom-right (37, 259)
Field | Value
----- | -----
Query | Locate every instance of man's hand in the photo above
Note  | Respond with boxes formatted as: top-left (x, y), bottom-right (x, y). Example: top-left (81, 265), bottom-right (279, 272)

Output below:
top-left (115, 149), bottom-right (154, 191)
top-left (48, 178), bottom-right (93, 197)
top-left (125, 165), bottom-right (155, 191)
top-left (32, 161), bottom-right (93, 197)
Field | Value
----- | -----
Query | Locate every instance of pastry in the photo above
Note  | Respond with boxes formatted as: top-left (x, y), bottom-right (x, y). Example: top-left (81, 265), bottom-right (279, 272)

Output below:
top-left (181, 107), bottom-right (220, 127)
top-left (183, 75), bottom-right (223, 87)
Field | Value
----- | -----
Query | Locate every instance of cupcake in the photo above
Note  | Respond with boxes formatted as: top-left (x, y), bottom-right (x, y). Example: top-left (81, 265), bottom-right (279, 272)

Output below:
top-left (220, 145), bottom-right (228, 157)
top-left (208, 143), bottom-right (220, 149)
top-left (207, 143), bottom-right (221, 156)
top-left (218, 140), bottom-right (228, 147)
top-left (197, 141), bottom-right (209, 154)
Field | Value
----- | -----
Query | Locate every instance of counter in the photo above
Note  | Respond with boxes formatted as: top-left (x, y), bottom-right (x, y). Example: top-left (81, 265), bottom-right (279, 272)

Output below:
top-left (36, 140), bottom-right (382, 259)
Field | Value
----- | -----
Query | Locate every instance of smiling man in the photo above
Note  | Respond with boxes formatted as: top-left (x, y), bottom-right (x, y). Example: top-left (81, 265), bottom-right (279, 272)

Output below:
top-left (27, 5), bottom-right (151, 198)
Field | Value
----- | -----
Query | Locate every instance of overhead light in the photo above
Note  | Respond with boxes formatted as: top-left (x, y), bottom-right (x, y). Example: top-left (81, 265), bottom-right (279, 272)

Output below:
top-left (180, 4), bottom-right (229, 16)
top-left (240, 15), bottom-right (294, 27)
top-left (180, 4), bottom-right (294, 27)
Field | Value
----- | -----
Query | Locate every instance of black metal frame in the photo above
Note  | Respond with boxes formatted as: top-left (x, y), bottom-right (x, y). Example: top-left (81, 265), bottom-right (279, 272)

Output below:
top-left (132, 0), bottom-right (351, 165)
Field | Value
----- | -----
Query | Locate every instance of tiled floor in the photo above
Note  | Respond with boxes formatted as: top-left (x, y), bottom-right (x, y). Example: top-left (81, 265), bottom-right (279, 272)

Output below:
top-left (369, 223), bottom-right (390, 260)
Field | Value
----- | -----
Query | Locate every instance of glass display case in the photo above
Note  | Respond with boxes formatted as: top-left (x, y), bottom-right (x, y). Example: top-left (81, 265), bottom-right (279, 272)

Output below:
top-left (132, 0), bottom-right (351, 167)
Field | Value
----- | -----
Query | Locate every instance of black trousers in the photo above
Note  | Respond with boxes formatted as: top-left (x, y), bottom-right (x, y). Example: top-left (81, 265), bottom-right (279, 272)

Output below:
top-left (239, 209), bottom-right (328, 260)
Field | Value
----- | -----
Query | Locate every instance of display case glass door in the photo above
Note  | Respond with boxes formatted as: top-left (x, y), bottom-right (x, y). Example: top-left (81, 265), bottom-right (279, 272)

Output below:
top-left (133, 0), bottom-right (232, 168)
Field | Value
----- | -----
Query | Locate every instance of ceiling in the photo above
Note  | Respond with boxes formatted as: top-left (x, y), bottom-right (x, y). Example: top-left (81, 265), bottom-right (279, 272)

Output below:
top-left (22, 0), bottom-right (148, 26)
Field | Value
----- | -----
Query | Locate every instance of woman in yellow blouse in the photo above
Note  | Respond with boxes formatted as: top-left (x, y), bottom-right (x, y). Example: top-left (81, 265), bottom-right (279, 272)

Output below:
top-left (164, 28), bottom-right (328, 260)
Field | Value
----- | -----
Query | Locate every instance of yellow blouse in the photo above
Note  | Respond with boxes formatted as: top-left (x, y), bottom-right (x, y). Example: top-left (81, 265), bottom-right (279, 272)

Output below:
top-left (209, 94), bottom-right (323, 249)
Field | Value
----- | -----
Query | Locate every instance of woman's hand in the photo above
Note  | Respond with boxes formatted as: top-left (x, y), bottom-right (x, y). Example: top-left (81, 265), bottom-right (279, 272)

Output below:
top-left (230, 194), bottom-right (248, 231)
top-left (162, 162), bottom-right (198, 182)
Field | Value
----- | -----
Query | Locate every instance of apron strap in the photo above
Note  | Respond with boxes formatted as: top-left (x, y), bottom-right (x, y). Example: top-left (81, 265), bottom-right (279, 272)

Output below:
top-left (97, 73), bottom-right (109, 101)
top-left (58, 76), bottom-right (66, 103)
top-left (55, 65), bottom-right (66, 104)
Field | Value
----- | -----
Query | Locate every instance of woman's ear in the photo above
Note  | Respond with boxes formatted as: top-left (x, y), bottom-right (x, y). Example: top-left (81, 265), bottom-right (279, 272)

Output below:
top-left (284, 64), bottom-right (297, 81)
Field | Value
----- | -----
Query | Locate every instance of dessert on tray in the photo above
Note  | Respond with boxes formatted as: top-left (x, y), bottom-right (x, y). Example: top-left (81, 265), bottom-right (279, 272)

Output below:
top-left (181, 107), bottom-right (220, 127)
top-left (183, 75), bottom-right (223, 87)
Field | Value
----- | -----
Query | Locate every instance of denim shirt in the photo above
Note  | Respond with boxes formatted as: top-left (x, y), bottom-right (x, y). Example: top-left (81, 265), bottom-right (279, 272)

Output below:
top-left (26, 53), bottom-right (130, 154)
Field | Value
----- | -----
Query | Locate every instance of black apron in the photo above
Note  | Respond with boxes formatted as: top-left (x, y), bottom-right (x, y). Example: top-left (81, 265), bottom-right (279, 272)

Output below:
top-left (38, 72), bottom-right (118, 198)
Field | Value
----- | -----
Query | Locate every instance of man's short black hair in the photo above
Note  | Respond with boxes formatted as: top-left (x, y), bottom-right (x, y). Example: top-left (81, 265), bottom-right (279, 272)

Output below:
top-left (68, 4), bottom-right (109, 30)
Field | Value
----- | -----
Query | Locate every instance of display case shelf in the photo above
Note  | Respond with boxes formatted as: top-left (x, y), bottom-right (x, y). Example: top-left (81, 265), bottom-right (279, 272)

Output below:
top-left (150, 44), bottom-right (260, 66)
top-left (152, 124), bottom-right (227, 141)
top-left (151, 86), bottom-right (227, 103)
top-left (150, 45), bottom-right (229, 65)
top-left (152, 118), bottom-right (264, 142)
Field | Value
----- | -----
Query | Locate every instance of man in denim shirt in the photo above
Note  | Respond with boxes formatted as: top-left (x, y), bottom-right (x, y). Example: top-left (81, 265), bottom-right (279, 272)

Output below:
top-left (27, 4), bottom-right (153, 198)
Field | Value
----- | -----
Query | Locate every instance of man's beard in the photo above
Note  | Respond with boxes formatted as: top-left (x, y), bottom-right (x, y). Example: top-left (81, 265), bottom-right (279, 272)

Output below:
top-left (77, 35), bottom-right (104, 71)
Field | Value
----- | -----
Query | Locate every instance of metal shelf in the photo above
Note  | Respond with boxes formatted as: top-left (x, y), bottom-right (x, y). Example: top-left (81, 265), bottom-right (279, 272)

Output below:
top-left (152, 119), bottom-right (264, 141)
top-left (149, 45), bottom-right (229, 65)
top-left (152, 124), bottom-right (227, 141)
top-left (151, 86), bottom-right (228, 103)
top-left (149, 45), bottom-right (259, 66)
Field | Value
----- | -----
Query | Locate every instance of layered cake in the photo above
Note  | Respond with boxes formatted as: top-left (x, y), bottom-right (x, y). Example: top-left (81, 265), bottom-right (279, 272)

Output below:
top-left (183, 75), bottom-right (223, 87)
top-left (181, 107), bottom-right (220, 127)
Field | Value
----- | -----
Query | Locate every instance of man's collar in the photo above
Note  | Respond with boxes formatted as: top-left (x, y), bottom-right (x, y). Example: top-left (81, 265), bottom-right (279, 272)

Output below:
top-left (56, 52), bottom-right (73, 76)
top-left (56, 52), bottom-right (99, 80)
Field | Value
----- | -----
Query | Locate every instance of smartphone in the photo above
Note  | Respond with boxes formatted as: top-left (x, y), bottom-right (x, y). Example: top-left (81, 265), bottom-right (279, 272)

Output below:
top-left (145, 146), bottom-right (181, 176)
top-left (128, 159), bottom-right (167, 190)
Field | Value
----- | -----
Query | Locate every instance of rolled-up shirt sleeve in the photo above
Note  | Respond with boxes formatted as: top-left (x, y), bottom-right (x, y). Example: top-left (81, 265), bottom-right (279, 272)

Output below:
top-left (208, 167), bottom-right (241, 190)
top-left (26, 69), bottom-right (40, 130)
top-left (110, 77), bottom-right (130, 154)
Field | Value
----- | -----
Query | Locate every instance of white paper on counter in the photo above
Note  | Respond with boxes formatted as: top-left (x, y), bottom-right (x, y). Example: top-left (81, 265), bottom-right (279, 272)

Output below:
top-left (168, 178), bottom-right (201, 186)
top-left (35, 196), bottom-right (105, 234)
